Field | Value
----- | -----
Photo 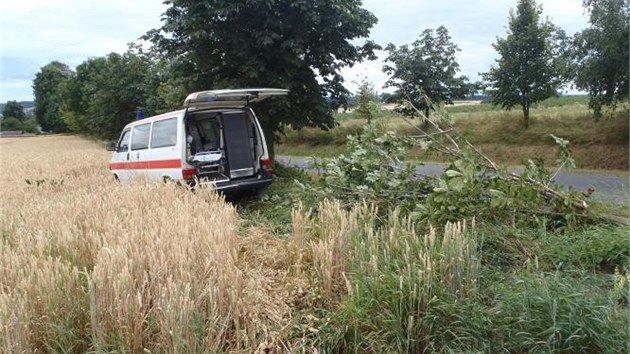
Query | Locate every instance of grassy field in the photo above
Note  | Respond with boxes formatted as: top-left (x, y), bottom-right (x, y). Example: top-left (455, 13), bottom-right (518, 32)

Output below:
top-left (1, 135), bottom-right (628, 352)
top-left (278, 97), bottom-right (629, 171)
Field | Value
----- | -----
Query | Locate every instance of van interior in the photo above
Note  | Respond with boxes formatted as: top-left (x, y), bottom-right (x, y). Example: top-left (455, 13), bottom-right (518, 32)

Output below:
top-left (185, 110), bottom-right (261, 182)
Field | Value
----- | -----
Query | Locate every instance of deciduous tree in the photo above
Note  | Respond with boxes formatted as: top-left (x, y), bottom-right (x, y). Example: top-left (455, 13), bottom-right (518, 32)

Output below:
top-left (383, 26), bottom-right (472, 125)
top-left (33, 61), bottom-right (73, 133)
top-left (2, 100), bottom-right (26, 122)
top-left (61, 50), bottom-right (156, 139)
top-left (573, 0), bottom-right (629, 120)
top-left (355, 79), bottom-right (378, 124)
top-left (482, 0), bottom-right (565, 128)
top-left (144, 0), bottom-right (379, 159)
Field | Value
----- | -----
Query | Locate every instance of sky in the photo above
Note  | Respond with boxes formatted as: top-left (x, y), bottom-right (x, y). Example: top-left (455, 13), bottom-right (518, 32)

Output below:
top-left (0, 0), bottom-right (590, 103)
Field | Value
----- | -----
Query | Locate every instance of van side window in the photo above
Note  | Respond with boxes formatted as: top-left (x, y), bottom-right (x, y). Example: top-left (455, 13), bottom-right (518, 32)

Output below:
top-left (151, 118), bottom-right (177, 148)
top-left (117, 129), bottom-right (130, 151)
top-left (131, 123), bottom-right (151, 150)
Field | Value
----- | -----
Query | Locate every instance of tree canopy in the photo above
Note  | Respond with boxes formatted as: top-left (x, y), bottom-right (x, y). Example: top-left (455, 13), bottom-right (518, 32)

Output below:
top-left (383, 26), bottom-right (472, 122)
top-left (2, 100), bottom-right (26, 122)
top-left (145, 0), bottom-right (379, 158)
top-left (61, 50), bottom-right (158, 139)
top-left (573, 0), bottom-right (629, 120)
top-left (482, 0), bottom-right (565, 128)
top-left (33, 61), bottom-right (73, 133)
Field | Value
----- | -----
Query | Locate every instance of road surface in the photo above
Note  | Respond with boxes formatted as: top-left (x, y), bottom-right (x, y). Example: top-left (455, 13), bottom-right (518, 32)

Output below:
top-left (277, 156), bottom-right (629, 203)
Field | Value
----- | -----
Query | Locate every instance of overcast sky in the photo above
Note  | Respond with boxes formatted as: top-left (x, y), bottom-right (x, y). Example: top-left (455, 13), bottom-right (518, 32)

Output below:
top-left (0, 0), bottom-right (589, 102)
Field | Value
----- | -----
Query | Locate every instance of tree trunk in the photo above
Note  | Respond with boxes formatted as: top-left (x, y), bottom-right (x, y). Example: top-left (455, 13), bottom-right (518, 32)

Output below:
top-left (522, 103), bottom-right (530, 129)
top-left (593, 103), bottom-right (602, 122)
top-left (261, 120), bottom-right (276, 164)
top-left (422, 107), bottom-right (430, 130)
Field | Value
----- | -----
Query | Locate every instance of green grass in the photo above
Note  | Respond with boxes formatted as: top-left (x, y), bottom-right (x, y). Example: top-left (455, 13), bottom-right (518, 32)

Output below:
top-left (532, 94), bottom-right (591, 108)
top-left (487, 270), bottom-right (628, 353)
top-left (542, 225), bottom-right (630, 271)
top-left (450, 106), bottom-right (628, 146)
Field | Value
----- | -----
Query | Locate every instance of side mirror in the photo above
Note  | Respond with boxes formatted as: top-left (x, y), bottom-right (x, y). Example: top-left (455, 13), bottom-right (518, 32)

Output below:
top-left (106, 142), bottom-right (117, 152)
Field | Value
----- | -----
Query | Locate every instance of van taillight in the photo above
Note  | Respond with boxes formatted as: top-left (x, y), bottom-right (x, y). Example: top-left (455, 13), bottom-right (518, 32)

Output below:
top-left (182, 168), bottom-right (196, 180)
top-left (261, 158), bottom-right (273, 177)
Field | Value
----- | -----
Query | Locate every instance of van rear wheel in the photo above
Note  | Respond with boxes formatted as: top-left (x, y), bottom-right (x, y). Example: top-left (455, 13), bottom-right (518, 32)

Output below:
top-left (255, 187), bottom-right (268, 199)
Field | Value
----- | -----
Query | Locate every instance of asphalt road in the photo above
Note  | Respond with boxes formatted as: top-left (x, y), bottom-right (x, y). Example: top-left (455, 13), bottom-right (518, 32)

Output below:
top-left (277, 155), bottom-right (629, 203)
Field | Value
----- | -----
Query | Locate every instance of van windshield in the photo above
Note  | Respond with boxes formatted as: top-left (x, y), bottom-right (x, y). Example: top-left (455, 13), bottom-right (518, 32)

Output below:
top-left (117, 130), bottom-right (130, 151)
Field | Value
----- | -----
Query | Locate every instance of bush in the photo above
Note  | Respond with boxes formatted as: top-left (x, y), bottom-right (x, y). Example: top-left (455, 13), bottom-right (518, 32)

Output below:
top-left (1, 117), bottom-right (22, 131)
top-left (21, 118), bottom-right (40, 134)
top-left (0, 117), bottom-right (39, 133)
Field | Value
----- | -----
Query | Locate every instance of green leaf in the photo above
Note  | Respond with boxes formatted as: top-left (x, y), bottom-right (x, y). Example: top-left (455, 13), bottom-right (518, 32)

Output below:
top-left (448, 177), bottom-right (465, 192)
top-left (445, 169), bottom-right (462, 178)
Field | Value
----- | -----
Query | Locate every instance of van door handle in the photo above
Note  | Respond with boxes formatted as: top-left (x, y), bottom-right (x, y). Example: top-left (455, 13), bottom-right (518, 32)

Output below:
top-left (126, 153), bottom-right (130, 160)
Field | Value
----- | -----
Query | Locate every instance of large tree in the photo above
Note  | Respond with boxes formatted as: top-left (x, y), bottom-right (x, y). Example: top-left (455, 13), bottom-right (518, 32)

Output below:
top-left (61, 50), bottom-right (157, 139)
top-left (2, 100), bottom-right (26, 122)
top-left (573, 0), bottom-right (629, 120)
top-left (482, 0), bottom-right (565, 129)
top-left (145, 0), bottom-right (378, 158)
top-left (382, 26), bottom-right (472, 124)
top-left (33, 61), bottom-right (73, 133)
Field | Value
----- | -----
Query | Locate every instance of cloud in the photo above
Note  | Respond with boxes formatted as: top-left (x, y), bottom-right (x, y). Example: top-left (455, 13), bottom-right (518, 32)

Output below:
top-left (0, 0), bottom-right (166, 101)
top-left (0, 0), bottom-right (588, 102)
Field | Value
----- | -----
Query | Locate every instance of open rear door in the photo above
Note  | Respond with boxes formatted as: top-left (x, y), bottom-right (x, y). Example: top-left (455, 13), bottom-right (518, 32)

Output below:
top-left (222, 111), bottom-right (255, 179)
top-left (184, 88), bottom-right (289, 109)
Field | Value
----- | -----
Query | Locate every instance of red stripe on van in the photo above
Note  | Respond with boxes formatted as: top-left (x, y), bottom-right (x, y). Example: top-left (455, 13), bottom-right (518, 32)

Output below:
top-left (110, 159), bottom-right (182, 170)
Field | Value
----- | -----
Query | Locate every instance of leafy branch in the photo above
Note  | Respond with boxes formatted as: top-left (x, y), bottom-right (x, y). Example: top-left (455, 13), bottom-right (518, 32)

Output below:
top-left (306, 93), bottom-right (625, 228)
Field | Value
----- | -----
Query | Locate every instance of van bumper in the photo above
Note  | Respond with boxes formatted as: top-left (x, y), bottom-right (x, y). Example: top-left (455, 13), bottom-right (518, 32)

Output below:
top-left (196, 175), bottom-right (272, 194)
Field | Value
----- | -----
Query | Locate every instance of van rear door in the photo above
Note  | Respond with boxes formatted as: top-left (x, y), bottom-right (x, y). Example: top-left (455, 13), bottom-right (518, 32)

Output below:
top-left (183, 88), bottom-right (288, 109)
top-left (222, 111), bottom-right (255, 178)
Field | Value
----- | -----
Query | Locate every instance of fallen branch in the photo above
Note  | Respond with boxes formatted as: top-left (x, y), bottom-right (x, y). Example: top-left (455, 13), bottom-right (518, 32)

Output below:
top-left (400, 95), bottom-right (592, 216)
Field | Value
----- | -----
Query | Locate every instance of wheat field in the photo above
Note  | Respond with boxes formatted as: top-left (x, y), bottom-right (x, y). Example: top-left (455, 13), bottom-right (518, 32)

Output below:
top-left (0, 135), bottom-right (295, 352)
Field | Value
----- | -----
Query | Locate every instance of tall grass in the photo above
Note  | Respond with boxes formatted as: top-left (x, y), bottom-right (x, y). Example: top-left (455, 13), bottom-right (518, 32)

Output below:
top-left (292, 201), bottom-right (482, 352)
top-left (489, 270), bottom-right (629, 353)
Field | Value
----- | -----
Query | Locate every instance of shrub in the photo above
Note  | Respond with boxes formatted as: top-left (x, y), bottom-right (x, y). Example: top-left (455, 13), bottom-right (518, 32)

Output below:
top-left (1, 117), bottom-right (22, 131)
top-left (21, 118), bottom-right (40, 133)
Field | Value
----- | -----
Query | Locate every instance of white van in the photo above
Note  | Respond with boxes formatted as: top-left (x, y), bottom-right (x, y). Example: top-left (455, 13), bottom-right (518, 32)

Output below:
top-left (106, 88), bottom-right (287, 194)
